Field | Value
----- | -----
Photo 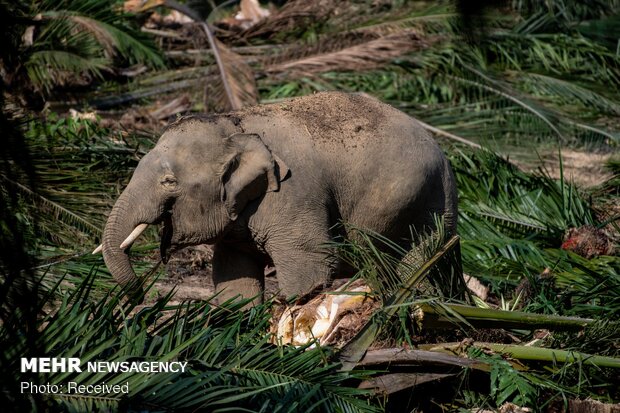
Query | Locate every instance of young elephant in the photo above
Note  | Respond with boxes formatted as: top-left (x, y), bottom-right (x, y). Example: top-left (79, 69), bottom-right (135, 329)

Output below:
top-left (101, 92), bottom-right (457, 302)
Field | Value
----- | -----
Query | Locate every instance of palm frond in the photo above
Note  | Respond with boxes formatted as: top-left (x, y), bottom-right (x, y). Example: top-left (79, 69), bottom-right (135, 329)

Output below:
top-left (520, 73), bottom-right (620, 116)
top-left (13, 115), bottom-right (153, 249)
top-left (209, 36), bottom-right (259, 110)
top-left (65, 14), bottom-right (164, 66)
top-left (146, 0), bottom-right (258, 111)
top-left (512, 0), bottom-right (620, 24)
top-left (1, 271), bottom-right (377, 412)
top-left (22, 0), bottom-right (164, 93)
top-left (339, 235), bottom-right (463, 371)
top-left (0, 174), bottom-right (101, 236)
top-left (25, 51), bottom-right (109, 92)
top-left (266, 32), bottom-right (431, 78)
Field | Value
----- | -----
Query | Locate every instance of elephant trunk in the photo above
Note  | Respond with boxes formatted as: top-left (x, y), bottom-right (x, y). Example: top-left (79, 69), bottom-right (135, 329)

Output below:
top-left (102, 183), bottom-right (154, 290)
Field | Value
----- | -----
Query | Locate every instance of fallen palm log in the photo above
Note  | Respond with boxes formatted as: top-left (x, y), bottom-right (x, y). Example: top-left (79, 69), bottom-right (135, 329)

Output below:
top-left (358, 348), bottom-right (491, 372)
top-left (165, 49), bottom-right (264, 65)
top-left (89, 79), bottom-right (202, 109)
top-left (358, 372), bottom-right (456, 394)
top-left (136, 66), bottom-right (214, 86)
top-left (418, 303), bottom-right (594, 331)
top-left (420, 342), bottom-right (620, 369)
top-left (83, 66), bottom-right (214, 109)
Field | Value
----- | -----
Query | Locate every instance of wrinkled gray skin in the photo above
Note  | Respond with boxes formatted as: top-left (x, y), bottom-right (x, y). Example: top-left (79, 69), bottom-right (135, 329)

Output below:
top-left (102, 92), bottom-right (457, 303)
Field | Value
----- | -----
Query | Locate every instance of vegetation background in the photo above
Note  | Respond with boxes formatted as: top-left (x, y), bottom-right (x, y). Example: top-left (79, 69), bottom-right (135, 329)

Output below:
top-left (0, 0), bottom-right (619, 412)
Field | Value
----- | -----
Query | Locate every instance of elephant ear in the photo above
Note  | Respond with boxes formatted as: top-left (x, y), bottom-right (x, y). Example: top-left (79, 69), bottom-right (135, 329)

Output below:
top-left (220, 133), bottom-right (289, 220)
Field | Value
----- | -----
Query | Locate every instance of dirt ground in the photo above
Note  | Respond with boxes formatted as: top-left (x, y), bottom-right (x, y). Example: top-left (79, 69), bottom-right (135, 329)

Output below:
top-left (505, 147), bottom-right (615, 188)
top-left (534, 149), bottom-right (615, 188)
top-left (148, 246), bottom-right (280, 305)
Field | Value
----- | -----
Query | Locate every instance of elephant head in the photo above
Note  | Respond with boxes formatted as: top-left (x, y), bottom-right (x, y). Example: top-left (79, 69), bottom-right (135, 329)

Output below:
top-left (102, 118), bottom-right (289, 291)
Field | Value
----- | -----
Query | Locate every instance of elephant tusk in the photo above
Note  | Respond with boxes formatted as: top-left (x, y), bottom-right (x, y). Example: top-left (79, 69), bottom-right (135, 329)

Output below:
top-left (92, 244), bottom-right (103, 254)
top-left (120, 223), bottom-right (149, 250)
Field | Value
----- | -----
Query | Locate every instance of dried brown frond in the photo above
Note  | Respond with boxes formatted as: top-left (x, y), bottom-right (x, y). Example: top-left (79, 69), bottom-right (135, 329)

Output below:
top-left (219, 0), bottom-right (433, 43)
top-left (260, 31), bottom-right (380, 68)
top-left (350, 12), bottom-right (454, 37)
top-left (139, 0), bottom-right (259, 112)
top-left (221, 0), bottom-right (339, 43)
top-left (207, 36), bottom-right (258, 111)
top-left (265, 31), bottom-right (431, 78)
top-left (66, 15), bottom-right (117, 56)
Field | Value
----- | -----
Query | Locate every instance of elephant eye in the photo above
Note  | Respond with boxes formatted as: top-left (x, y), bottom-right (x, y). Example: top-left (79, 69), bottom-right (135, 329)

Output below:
top-left (161, 174), bottom-right (178, 189)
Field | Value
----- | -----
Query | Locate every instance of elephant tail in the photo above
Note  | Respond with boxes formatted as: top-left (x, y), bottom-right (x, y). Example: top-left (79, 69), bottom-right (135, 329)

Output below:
top-left (442, 156), bottom-right (459, 237)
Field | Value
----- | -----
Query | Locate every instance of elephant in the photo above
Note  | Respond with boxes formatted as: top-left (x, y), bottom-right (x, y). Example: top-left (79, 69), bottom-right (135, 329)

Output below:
top-left (101, 91), bottom-right (458, 303)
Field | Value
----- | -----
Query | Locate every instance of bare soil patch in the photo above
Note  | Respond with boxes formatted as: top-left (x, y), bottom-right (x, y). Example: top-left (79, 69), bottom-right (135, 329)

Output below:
top-left (145, 245), bottom-right (281, 304)
top-left (518, 148), bottom-right (614, 188)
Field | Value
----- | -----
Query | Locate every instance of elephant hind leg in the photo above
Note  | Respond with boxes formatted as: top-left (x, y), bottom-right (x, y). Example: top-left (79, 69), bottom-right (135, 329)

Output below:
top-left (212, 243), bottom-right (264, 306)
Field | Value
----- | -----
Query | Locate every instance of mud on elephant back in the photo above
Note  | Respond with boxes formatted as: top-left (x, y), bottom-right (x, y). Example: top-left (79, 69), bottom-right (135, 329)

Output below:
top-left (96, 91), bottom-right (460, 305)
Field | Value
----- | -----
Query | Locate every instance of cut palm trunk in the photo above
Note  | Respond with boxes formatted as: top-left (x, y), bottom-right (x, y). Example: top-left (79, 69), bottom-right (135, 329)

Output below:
top-left (419, 303), bottom-right (594, 331)
top-left (358, 372), bottom-right (456, 394)
top-left (421, 342), bottom-right (620, 369)
top-left (359, 348), bottom-right (492, 372)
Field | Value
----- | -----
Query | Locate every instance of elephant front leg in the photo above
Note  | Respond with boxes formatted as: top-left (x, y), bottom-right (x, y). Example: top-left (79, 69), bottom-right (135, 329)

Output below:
top-left (269, 246), bottom-right (337, 298)
top-left (212, 244), bottom-right (264, 306)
